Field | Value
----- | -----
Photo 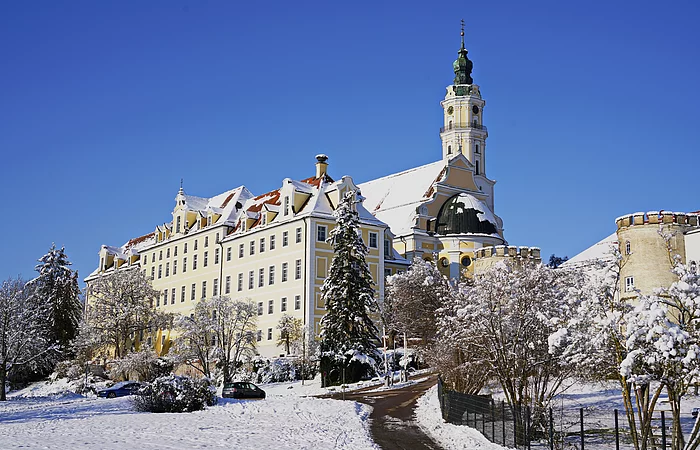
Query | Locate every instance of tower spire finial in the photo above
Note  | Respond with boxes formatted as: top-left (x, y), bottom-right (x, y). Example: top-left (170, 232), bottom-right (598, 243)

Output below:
top-left (453, 20), bottom-right (473, 86)
top-left (179, 178), bottom-right (184, 194)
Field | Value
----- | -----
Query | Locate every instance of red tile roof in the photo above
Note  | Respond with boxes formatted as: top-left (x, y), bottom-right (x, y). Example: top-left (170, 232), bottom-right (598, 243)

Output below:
top-left (301, 174), bottom-right (334, 188)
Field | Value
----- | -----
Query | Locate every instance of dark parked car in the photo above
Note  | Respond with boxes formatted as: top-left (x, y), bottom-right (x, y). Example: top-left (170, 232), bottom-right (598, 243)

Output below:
top-left (222, 382), bottom-right (266, 399)
top-left (97, 381), bottom-right (143, 398)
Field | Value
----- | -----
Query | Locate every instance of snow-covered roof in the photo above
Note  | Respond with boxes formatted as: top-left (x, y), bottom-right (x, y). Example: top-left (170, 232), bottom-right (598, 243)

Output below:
top-left (358, 160), bottom-right (446, 236)
top-left (93, 165), bottom-right (399, 274)
top-left (561, 232), bottom-right (618, 268)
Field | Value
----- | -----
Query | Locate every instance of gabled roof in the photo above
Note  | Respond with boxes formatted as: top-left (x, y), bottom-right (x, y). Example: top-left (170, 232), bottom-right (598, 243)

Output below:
top-left (93, 163), bottom-right (395, 274)
top-left (358, 160), bottom-right (446, 236)
top-left (561, 232), bottom-right (618, 268)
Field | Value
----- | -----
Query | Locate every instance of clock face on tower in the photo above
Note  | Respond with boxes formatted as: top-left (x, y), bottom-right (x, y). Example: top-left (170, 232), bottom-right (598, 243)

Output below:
top-left (472, 105), bottom-right (479, 115)
top-left (447, 106), bottom-right (454, 115)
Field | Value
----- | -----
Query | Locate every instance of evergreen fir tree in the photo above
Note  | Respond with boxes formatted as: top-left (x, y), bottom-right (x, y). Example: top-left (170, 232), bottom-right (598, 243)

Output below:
top-left (30, 244), bottom-right (82, 354)
top-left (319, 190), bottom-right (379, 384)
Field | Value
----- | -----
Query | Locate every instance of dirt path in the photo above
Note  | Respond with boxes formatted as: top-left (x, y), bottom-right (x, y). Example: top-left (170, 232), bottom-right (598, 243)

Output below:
top-left (328, 374), bottom-right (444, 450)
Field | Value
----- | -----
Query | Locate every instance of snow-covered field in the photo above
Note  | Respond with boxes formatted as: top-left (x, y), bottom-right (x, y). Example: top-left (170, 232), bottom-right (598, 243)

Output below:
top-left (0, 378), bottom-right (377, 450)
top-left (10, 375), bottom-right (694, 450)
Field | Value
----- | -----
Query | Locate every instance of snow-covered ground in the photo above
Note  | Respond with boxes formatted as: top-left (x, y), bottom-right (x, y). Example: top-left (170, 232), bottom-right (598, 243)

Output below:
top-left (0, 377), bottom-right (377, 450)
top-left (415, 385), bottom-right (513, 450)
top-left (415, 380), bottom-right (700, 450)
top-left (9, 375), bottom-right (693, 450)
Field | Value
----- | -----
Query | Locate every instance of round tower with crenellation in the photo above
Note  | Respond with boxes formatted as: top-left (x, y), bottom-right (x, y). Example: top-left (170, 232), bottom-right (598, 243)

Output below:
top-left (616, 211), bottom-right (699, 301)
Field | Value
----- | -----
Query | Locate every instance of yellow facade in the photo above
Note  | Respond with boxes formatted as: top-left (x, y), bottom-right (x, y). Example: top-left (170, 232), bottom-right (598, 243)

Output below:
top-left (86, 157), bottom-right (408, 358)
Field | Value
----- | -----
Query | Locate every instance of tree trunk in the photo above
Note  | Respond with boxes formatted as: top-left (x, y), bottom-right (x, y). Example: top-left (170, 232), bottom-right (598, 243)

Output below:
top-left (619, 377), bottom-right (641, 450)
top-left (0, 364), bottom-right (6, 401)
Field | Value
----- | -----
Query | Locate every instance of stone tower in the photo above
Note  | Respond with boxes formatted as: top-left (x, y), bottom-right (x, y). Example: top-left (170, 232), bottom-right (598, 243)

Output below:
top-left (615, 211), bottom-right (699, 301)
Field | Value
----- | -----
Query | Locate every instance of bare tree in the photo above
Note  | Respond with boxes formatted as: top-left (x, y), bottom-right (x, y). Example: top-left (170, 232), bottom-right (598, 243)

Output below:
top-left (85, 269), bottom-right (171, 359)
top-left (174, 295), bottom-right (257, 383)
top-left (276, 314), bottom-right (303, 355)
top-left (385, 258), bottom-right (451, 345)
top-left (0, 277), bottom-right (58, 401)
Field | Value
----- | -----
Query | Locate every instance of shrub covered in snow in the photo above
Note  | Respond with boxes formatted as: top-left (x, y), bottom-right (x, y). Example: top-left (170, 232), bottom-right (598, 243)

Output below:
top-left (256, 358), bottom-right (296, 383)
top-left (250, 356), bottom-right (319, 384)
top-left (132, 375), bottom-right (216, 413)
top-left (110, 350), bottom-right (174, 382)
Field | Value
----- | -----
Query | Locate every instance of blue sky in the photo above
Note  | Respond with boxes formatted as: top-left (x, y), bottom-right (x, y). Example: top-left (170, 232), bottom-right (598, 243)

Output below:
top-left (2, 1), bottom-right (699, 285)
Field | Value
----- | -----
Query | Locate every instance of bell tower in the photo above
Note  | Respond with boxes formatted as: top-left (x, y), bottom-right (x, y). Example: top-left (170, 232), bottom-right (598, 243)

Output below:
top-left (440, 21), bottom-right (488, 177)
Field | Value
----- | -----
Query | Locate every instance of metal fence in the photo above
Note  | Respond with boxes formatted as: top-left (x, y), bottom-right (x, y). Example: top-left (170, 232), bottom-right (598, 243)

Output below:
top-left (437, 376), bottom-right (529, 448)
top-left (436, 377), bottom-right (698, 450)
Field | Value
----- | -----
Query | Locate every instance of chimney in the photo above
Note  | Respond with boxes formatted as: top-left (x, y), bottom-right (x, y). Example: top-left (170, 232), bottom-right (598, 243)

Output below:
top-left (315, 154), bottom-right (328, 178)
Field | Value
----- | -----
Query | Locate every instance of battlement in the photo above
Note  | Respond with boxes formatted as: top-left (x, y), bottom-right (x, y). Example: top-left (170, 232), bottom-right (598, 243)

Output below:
top-left (475, 245), bottom-right (541, 260)
top-left (615, 211), bottom-right (699, 230)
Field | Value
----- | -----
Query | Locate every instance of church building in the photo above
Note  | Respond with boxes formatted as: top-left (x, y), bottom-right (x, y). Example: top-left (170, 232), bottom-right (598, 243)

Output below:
top-left (85, 28), bottom-right (536, 358)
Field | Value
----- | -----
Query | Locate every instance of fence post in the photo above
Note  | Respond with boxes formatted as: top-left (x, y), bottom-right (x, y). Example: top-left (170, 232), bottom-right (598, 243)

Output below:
top-left (526, 406), bottom-right (531, 450)
top-left (549, 407), bottom-right (554, 450)
top-left (661, 411), bottom-right (666, 450)
top-left (502, 401), bottom-right (506, 447)
top-left (614, 409), bottom-right (619, 450)
top-left (514, 405), bottom-right (517, 449)
top-left (491, 400), bottom-right (495, 442)
top-left (580, 408), bottom-right (585, 450)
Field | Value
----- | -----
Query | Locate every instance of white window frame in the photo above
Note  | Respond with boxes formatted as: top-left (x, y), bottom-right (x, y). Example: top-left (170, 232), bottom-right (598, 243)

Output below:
top-left (317, 225), bottom-right (327, 242)
top-left (295, 259), bottom-right (302, 280)
top-left (368, 232), bottom-right (378, 248)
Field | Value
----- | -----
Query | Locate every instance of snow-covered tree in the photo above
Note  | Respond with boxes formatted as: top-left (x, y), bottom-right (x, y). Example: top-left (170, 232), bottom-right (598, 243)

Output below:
top-left (547, 248), bottom-right (647, 448)
top-left (85, 269), bottom-right (171, 359)
top-left (0, 277), bottom-right (58, 401)
top-left (438, 261), bottom-right (585, 436)
top-left (385, 258), bottom-right (451, 345)
top-left (619, 259), bottom-right (700, 450)
top-left (276, 314), bottom-right (303, 355)
top-left (319, 190), bottom-right (379, 385)
top-left (28, 244), bottom-right (82, 354)
top-left (174, 295), bottom-right (257, 383)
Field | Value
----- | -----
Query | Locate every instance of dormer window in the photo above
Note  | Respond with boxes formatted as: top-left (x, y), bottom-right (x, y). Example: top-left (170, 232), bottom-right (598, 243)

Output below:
top-left (261, 214), bottom-right (267, 225)
top-left (284, 196), bottom-right (290, 216)
top-left (207, 215), bottom-right (212, 226)
top-left (176, 216), bottom-right (181, 233)
top-left (384, 240), bottom-right (392, 258)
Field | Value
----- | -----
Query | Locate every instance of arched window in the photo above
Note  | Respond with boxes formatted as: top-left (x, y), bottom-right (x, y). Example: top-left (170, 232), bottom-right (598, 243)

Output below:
top-left (475, 160), bottom-right (480, 175)
top-left (447, 145), bottom-right (452, 154)
top-left (625, 241), bottom-right (631, 255)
